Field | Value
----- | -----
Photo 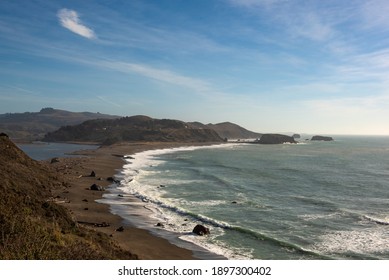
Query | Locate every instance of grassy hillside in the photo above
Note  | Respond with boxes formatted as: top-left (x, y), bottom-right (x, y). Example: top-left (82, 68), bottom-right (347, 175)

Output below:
top-left (189, 121), bottom-right (262, 140)
top-left (0, 133), bottom-right (136, 259)
top-left (43, 116), bottom-right (224, 144)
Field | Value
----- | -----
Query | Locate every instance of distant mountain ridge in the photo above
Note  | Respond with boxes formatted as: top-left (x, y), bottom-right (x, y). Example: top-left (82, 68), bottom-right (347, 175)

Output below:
top-left (43, 115), bottom-right (225, 144)
top-left (0, 108), bottom-right (120, 141)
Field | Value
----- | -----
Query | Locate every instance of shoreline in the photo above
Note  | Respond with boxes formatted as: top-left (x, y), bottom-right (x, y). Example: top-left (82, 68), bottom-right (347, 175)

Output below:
top-left (50, 141), bottom-right (225, 260)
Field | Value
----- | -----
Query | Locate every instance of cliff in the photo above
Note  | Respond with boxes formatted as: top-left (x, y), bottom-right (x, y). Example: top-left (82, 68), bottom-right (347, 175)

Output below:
top-left (0, 133), bottom-right (136, 259)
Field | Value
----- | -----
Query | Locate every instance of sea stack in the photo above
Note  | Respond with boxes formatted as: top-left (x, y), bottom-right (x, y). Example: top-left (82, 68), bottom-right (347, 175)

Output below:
top-left (311, 135), bottom-right (334, 141)
top-left (257, 134), bottom-right (297, 144)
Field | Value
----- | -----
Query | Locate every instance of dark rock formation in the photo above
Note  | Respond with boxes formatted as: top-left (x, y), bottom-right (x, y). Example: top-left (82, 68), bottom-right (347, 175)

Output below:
top-left (90, 184), bottom-right (105, 191)
top-left (257, 134), bottom-right (296, 144)
top-left (292, 134), bottom-right (301, 139)
top-left (50, 157), bottom-right (60, 164)
top-left (192, 224), bottom-right (210, 236)
top-left (311, 135), bottom-right (334, 141)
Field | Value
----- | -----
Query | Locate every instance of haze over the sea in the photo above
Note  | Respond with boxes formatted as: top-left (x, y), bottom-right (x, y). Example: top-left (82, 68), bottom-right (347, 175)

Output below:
top-left (1, 0), bottom-right (388, 135)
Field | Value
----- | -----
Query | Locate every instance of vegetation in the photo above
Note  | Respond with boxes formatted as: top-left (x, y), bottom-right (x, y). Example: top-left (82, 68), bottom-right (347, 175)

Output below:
top-left (0, 134), bottom-right (136, 259)
top-left (43, 115), bottom-right (224, 144)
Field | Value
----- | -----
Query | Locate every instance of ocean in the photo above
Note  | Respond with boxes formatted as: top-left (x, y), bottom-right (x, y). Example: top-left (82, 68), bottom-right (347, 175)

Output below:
top-left (18, 142), bottom-right (99, 160)
top-left (104, 136), bottom-right (389, 259)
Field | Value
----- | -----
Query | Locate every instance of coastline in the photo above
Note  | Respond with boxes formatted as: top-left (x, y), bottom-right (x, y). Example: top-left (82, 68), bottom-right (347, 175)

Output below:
top-left (50, 141), bottom-right (225, 260)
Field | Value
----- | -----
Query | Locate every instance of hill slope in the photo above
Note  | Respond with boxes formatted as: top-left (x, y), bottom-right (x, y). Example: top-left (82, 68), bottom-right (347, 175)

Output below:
top-left (43, 116), bottom-right (224, 144)
top-left (0, 108), bottom-right (120, 142)
top-left (0, 133), bottom-right (136, 259)
top-left (189, 121), bottom-right (262, 140)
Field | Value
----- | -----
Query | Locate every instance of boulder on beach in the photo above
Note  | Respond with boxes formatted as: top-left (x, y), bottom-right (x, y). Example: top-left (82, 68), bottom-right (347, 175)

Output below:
top-left (311, 135), bottom-right (334, 141)
top-left (90, 183), bottom-right (105, 191)
top-left (192, 224), bottom-right (210, 236)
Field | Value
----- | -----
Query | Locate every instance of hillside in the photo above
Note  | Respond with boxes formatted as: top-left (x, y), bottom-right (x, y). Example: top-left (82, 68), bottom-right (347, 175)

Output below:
top-left (0, 133), bottom-right (136, 259)
top-left (207, 122), bottom-right (262, 140)
top-left (0, 108), bottom-right (120, 142)
top-left (43, 116), bottom-right (224, 144)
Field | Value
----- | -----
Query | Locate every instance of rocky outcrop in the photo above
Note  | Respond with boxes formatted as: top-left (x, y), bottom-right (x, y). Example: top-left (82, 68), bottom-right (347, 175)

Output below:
top-left (311, 135), bottom-right (334, 141)
top-left (292, 134), bottom-right (301, 139)
top-left (256, 134), bottom-right (296, 144)
top-left (192, 224), bottom-right (210, 236)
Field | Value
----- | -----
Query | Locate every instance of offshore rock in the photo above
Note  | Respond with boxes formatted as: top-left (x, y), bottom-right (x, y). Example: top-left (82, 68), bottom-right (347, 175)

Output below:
top-left (257, 134), bottom-right (296, 144)
top-left (192, 224), bottom-right (210, 236)
top-left (311, 135), bottom-right (334, 141)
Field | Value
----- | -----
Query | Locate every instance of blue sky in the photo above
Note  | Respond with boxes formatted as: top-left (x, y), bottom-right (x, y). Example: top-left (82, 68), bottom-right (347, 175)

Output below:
top-left (1, 0), bottom-right (389, 135)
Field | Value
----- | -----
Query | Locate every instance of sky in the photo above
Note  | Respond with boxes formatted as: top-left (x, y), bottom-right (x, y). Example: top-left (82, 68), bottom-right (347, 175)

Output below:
top-left (1, 0), bottom-right (389, 135)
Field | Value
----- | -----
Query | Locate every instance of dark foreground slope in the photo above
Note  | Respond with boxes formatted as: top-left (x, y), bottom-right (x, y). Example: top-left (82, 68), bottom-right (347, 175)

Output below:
top-left (44, 115), bottom-right (224, 145)
top-left (0, 133), bottom-right (136, 259)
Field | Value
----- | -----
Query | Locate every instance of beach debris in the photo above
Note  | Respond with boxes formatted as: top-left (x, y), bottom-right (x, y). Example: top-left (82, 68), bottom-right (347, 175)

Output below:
top-left (90, 170), bottom-right (96, 177)
top-left (90, 183), bottom-right (105, 191)
top-left (159, 184), bottom-right (166, 188)
top-left (82, 199), bottom-right (88, 202)
top-left (156, 222), bottom-right (164, 227)
top-left (192, 224), bottom-right (210, 236)
top-left (116, 226), bottom-right (125, 232)
top-left (84, 207), bottom-right (88, 210)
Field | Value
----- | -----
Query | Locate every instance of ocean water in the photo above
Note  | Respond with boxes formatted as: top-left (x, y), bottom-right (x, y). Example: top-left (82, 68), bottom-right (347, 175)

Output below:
top-left (104, 136), bottom-right (389, 259)
top-left (18, 142), bottom-right (98, 160)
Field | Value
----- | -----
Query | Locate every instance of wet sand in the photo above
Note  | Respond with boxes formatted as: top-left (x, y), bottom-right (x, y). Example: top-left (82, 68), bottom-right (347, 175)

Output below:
top-left (50, 142), bottom-right (220, 260)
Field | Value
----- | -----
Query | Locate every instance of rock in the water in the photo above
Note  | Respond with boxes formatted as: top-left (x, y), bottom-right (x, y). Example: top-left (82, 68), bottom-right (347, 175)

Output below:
top-left (257, 134), bottom-right (296, 144)
top-left (192, 224), bottom-right (210, 236)
top-left (311, 135), bottom-right (334, 141)
top-left (90, 183), bottom-right (105, 191)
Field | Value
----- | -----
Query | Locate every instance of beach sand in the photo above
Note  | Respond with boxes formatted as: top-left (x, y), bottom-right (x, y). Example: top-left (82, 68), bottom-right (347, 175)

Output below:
top-left (49, 142), bottom-right (219, 260)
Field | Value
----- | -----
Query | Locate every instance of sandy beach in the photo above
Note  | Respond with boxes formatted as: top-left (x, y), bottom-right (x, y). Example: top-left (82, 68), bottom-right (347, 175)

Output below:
top-left (49, 141), bottom-right (220, 260)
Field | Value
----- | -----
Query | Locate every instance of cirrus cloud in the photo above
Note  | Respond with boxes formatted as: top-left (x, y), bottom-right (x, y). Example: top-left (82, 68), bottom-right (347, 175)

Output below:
top-left (57, 8), bottom-right (96, 39)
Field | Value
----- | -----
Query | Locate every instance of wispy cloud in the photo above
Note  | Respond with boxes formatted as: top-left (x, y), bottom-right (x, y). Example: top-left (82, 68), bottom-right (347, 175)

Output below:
top-left (57, 8), bottom-right (96, 39)
top-left (100, 61), bottom-right (212, 93)
top-left (97, 96), bottom-right (122, 108)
